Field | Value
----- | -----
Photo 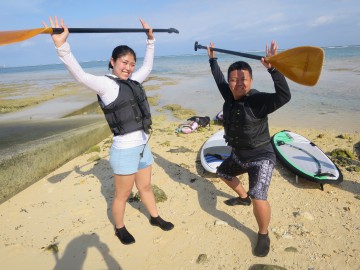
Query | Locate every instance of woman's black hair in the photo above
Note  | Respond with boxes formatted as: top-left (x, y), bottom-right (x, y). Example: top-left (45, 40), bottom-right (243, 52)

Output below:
top-left (108, 45), bottom-right (137, 70)
top-left (227, 61), bottom-right (253, 79)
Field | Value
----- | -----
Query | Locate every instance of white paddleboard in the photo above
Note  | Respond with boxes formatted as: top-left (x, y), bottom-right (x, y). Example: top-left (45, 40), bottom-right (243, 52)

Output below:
top-left (271, 130), bottom-right (343, 189)
top-left (200, 129), bottom-right (231, 173)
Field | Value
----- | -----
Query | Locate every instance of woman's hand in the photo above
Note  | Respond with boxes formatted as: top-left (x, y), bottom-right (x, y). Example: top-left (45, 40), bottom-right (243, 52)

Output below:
top-left (207, 42), bottom-right (215, 59)
top-left (140, 18), bottom-right (154, 40)
top-left (261, 40), bottom-right (278, 69)
top-left (42, 16), bottom-right (69, 48)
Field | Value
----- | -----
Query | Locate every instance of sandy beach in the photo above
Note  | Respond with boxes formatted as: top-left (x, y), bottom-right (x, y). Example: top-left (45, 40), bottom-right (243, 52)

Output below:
top-left (0, 114), bottom-right (359, 270)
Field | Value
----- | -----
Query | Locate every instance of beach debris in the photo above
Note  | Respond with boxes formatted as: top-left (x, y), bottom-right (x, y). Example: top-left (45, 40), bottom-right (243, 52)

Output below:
top-left (15, 225), bottom-right (23, 230)
top-left (167, 146), bottom-right (192, 153)
top-left (153, 236), bottom-right (163, 244)
top-left (214, 220), bottom-right (228, 226)
top-left (249, 264), bottom-right (287, 270)
top-left (336, 134), bottom-right (352, 141)
top-left (196, 254), bottom-right (208, 264)
top-left (160, 140), bottom-right (170, 147)
top-left (293, 211), bottom-right (314, 220)
top-left (272, 223), bottom-right (310, 239)
top-left (128, 192), bottom-right (140, 202)
top-left (43, 243), bottom-right (59, 254)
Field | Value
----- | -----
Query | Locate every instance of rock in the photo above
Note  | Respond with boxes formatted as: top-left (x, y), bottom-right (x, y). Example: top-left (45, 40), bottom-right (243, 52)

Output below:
top-left (284, 246), bottom-right (298, 253)
top-left (196, 254), bottom-right (208, 264)
top-left (302, 211), bottom-right (314, 221)
top-left (214, 220), bottom-right (228, 226)
top-left (294, 211), bottom-right (314, 221)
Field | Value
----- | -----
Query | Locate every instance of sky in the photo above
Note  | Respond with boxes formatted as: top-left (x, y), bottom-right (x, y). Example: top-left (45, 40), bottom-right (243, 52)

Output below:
top-left (0, 0), bottom-right (359, 67)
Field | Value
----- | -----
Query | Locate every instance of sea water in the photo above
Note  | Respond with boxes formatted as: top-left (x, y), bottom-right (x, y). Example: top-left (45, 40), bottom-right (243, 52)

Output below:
top-left (0, 46), bottom-right (359, 132)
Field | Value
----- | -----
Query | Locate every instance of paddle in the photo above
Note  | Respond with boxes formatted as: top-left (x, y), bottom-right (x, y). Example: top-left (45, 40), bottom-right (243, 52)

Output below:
top-left (0, 27), bottom-right (179, 46)
top-left (194, 41), bottom-right (324, 86)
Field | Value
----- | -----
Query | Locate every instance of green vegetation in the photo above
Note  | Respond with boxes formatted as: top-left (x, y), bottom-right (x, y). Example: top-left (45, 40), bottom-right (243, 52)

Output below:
top-left (0, 82), bottom-right (84, 113)
top-left (147, 95), bottom-right (160, 106)
top-left (85, 145), bottom-right (101, 154)
top-left (128, 184), bottom-right (168, 203)
top-left (162, 104), bottom-right (196, 119)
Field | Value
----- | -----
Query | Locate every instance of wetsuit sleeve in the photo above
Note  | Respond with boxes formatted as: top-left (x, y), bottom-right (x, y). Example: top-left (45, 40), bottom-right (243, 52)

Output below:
top-left (209, 58), bottom-right (233, 100)
top-left (249, 68), bottom-right (291, 118)
top-left (56, 42), bottom-right (114, 97)
top-left (131, 39), bottom-right (155, 84)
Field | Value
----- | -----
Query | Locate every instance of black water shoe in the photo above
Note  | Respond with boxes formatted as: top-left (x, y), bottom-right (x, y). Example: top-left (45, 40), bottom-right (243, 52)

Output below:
top-left (115, 226), bottom-right (135, 245)
top-left (254, 233), bottom-right (270, 257)
top-left (224, 196), bottom-right (251, 206)
top-left (150, 216), bottom-right (174, 231)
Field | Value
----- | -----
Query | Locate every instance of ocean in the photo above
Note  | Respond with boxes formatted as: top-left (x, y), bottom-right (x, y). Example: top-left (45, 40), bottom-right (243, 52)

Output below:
top-left (1, 45), bottom-right (359, 133)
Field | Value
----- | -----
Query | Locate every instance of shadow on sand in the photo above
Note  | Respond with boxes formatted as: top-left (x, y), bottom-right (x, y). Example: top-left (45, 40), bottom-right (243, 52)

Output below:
top-left (152, 151), bottom-right (258, 249)
top-left (275, 161), bottom-right (360, 196)
top-left (51, 233), bottom-right (122, 270)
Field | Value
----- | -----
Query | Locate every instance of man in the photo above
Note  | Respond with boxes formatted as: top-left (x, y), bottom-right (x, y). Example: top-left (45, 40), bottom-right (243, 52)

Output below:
top-left (207, 40), bottom-right (291, 256)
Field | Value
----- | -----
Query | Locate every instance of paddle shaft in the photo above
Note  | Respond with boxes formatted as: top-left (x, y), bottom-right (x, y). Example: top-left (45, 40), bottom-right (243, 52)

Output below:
top-left (194, 41), bottom-right (262, 60)
top-left (51, 27), bottom-right (179, 34)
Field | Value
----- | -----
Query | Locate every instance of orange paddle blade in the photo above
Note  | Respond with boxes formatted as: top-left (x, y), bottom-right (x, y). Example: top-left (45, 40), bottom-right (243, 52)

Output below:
top-left (0, 28), bottom-right (53, 46)
top-left (266, 46), bottom-right (325, 86)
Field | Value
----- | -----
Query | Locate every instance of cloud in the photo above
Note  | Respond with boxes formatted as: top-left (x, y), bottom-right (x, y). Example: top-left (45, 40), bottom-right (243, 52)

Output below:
top-left (19, 40), bottom-right (35, 48)
top-left (311, 16), bottom-right (333, 27)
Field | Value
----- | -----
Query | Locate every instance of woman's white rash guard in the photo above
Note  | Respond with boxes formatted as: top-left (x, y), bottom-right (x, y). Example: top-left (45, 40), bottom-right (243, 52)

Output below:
top-left (56, 39), bottom-right (155, 149)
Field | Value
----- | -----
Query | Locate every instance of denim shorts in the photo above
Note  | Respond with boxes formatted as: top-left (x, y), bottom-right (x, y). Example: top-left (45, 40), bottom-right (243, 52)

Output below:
top-left (109, 144), bottom-right (153, 175)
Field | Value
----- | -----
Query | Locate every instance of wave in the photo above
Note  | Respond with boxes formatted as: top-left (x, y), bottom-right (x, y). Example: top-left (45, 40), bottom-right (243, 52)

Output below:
top-left (324, 45), bottom-right (360, 49)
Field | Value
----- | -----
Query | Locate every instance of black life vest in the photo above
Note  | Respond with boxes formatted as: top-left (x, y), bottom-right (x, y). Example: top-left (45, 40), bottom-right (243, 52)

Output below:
top-left (97, 76), bottom-right (152, 136)
top-left (223, 89), bottom-right (270, 149)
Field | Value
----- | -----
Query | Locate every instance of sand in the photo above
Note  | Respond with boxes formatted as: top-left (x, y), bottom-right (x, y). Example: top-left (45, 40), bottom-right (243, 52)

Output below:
top-left (0, 117), bottom-right (359, 270)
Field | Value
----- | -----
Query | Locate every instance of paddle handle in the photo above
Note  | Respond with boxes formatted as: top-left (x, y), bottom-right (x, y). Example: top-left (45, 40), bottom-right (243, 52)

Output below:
top-left (52, 27), bottom-right (179, 34)
top-left (194, 41), bottom-right (262, 60)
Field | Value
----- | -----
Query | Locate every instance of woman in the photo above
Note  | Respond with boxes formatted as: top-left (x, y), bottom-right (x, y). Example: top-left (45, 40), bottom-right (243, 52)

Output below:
top-left (44, 16), bottom-right (174, 245)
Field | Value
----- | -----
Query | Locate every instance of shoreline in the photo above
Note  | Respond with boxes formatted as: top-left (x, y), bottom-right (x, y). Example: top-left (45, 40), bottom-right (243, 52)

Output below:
top-left (0, 116), bottom-right (359, 269)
